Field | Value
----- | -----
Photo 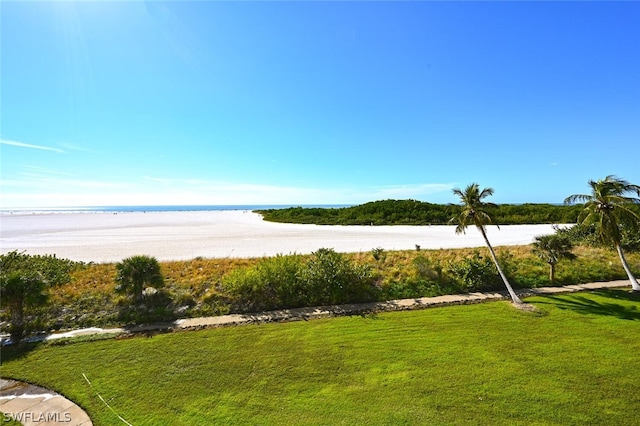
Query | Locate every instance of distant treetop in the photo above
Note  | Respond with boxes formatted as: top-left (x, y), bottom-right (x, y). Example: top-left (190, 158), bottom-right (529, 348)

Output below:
top-left (256, 199), bottom-right (582, 226)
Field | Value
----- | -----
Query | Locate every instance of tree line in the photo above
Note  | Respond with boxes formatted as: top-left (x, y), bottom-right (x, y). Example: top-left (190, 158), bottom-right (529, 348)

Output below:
top-left (257, 199), bottom-right (584, 226)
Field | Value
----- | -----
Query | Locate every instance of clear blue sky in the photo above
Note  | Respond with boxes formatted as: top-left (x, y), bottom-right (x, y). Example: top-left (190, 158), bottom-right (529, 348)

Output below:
top-left (2, 1), bottom-right (639, 208)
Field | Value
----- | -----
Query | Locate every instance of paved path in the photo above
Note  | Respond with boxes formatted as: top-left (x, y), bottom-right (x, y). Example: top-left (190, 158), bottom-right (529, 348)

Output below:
top-left (0, 379), bottom-right (92, 426)
top-left (41, 279), bottom-right (633, 337)
top-left (0, 279), bottom-right (630, 425)
top-left (176, 279), bottom-right (630, 329)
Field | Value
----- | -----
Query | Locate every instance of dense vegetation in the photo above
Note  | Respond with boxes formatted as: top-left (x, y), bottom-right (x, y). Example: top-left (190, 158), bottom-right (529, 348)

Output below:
top-left (2, 290), bottom-right (639, 425)
top-left (1, 242), bottom-right (638, 338)
top-left (0, 252), bottom-right (82, 342)
top-left (222, 249), bottom-right (377, 313)
top-left (257, 199), bottom-right (584, 225)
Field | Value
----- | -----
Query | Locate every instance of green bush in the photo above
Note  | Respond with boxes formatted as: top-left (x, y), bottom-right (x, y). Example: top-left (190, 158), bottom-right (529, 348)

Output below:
top-left (381, 279), bottom-right (439, 300)
top-left (222, 249), bottom-right (378, 312)
top-left (198, 292), bottom-right (231, 317)
top-left (221, 254), bottom-right (305, 312)
top-left (448, 251), bottom-right (502, 292)
top-left (299, 248), bottom-right (378, 306)
top-left (411, 255), bottom-right (442, 281)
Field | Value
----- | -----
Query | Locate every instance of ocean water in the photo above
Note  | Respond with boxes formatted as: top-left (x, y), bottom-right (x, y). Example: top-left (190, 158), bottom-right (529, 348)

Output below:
top-left (1, 204), bottom-right (351, 214)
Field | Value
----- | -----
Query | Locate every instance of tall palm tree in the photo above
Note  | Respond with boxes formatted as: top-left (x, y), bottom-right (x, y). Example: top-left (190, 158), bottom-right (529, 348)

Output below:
top-left (565, 175), bottom-right (640, 291)
top-left (450, 183), bottom-right (523, 304)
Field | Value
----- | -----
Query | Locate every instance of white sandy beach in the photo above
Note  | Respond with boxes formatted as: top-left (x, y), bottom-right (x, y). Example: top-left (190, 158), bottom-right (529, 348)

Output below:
top-left (0, 210), bottom-right (563, 263)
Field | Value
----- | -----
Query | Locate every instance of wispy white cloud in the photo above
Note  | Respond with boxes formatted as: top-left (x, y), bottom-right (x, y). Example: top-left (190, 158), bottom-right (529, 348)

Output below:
top-left (143, 176), bottom-right (209, 186)
top-left (1, 177), bottom-right (128, 190)
top-left (0, 139), bottom-right (64, 153)
top-left (1, 173), bottom-right (458, 208)
top-left (21, 165), bottom-right (75, 177)
top-left (2, 166), bottom-right (128, 192)
top-left (58, 142), bottom-right (100, 153)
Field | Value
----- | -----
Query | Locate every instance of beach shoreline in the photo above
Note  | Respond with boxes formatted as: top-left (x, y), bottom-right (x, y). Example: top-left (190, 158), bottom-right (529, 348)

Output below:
top-left (0, 210), bottom-right (563, 263)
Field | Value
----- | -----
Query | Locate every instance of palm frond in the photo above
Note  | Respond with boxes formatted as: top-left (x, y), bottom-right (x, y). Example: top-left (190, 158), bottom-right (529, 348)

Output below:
top-left (570, 176), bottom-right (640, 246)
top-left (451, 183), bottom-right (497, 234)
top-left (474, 210), bottom-right (493, 227)
top-left (478, 187), bottom-right (494, 199)
top-left (564, 193), bottom-right (590, 205)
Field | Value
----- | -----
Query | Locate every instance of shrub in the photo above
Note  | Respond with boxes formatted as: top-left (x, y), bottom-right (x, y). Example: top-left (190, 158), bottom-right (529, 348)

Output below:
top-left (381, 279), bottom-right (439, 300)
top-left (299, 248), bottom-right (378, 306)
top-left (199, 292), bottom-right (231, 317)
top-left (371, 247), bottom-right (386, 262)
top-left (448, 251), bottom-right (502, 292)
top-left (222, 249), bottom-right (378, 312)
top-left (221, 254), bottom-right (305, 312)
top-left (411, 256), bottom-right (441, 281)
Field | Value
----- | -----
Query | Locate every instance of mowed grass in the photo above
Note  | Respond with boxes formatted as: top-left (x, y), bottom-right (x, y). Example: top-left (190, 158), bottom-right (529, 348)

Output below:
top-left (2, 290), bottom-right (639, 425)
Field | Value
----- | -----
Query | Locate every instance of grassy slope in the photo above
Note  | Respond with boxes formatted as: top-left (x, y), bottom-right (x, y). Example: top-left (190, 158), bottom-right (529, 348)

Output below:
top-left (2, 290), bottom-right (639, 425)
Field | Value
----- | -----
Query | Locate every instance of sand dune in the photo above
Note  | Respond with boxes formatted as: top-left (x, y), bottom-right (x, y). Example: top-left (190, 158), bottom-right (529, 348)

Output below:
top-left (0, 210), bottom-right (563, 263)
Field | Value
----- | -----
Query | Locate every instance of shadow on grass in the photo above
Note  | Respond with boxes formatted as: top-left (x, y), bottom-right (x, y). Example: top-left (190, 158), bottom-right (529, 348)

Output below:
top-left (535, 289), bottom-right (640, 321)
top-left (0, 341), bottom-right (44, 363)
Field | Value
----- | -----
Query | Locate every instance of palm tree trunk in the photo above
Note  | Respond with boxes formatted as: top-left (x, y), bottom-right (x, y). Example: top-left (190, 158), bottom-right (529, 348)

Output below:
top-left (10, 299), bottom-right (25, 344)
top-left (549, 263), bottom-right (555, 282)
top-left (615, 244), bottom-right (640, 291)
top-left (479, 227), bottom-right (523, 304)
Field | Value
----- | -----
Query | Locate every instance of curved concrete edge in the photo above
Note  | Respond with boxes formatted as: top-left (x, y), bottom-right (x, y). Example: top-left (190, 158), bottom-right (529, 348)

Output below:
top-left (0, 379), bottom-right (92, 426)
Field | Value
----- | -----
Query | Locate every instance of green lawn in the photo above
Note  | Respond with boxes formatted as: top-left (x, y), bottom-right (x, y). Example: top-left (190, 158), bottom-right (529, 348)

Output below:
top-left (2, 290), bottom-right (639, 425)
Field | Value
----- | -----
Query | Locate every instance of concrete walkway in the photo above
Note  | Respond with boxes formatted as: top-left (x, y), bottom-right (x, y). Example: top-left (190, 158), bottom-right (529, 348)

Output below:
top-left (0, 280), bottom-right (630, 425)
top-left (176, 279), bottom-right (630, 329)
top-left (40, 279), bottom-right (634, 338)
top-left (0, 379), bottom-right (92, 426)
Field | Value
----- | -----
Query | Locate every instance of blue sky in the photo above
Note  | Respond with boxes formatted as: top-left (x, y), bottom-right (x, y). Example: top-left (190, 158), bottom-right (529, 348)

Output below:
top-left (2, 1), bottom-right (639, 208)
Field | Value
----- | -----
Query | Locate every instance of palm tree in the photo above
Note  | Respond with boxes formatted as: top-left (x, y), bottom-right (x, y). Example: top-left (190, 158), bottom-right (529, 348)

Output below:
top-left (450, 183), bottom-right (523, 305)
top-left (1, 251), bottom-right (75, 344)
top-left (532, 233), bottom-right (576, 282)
top-left (565, 175), bottom-right (640, 291)
top-left (115, 255), bottom-right (164, 303)
top-left (0, 272), bottom-right (48, 344)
